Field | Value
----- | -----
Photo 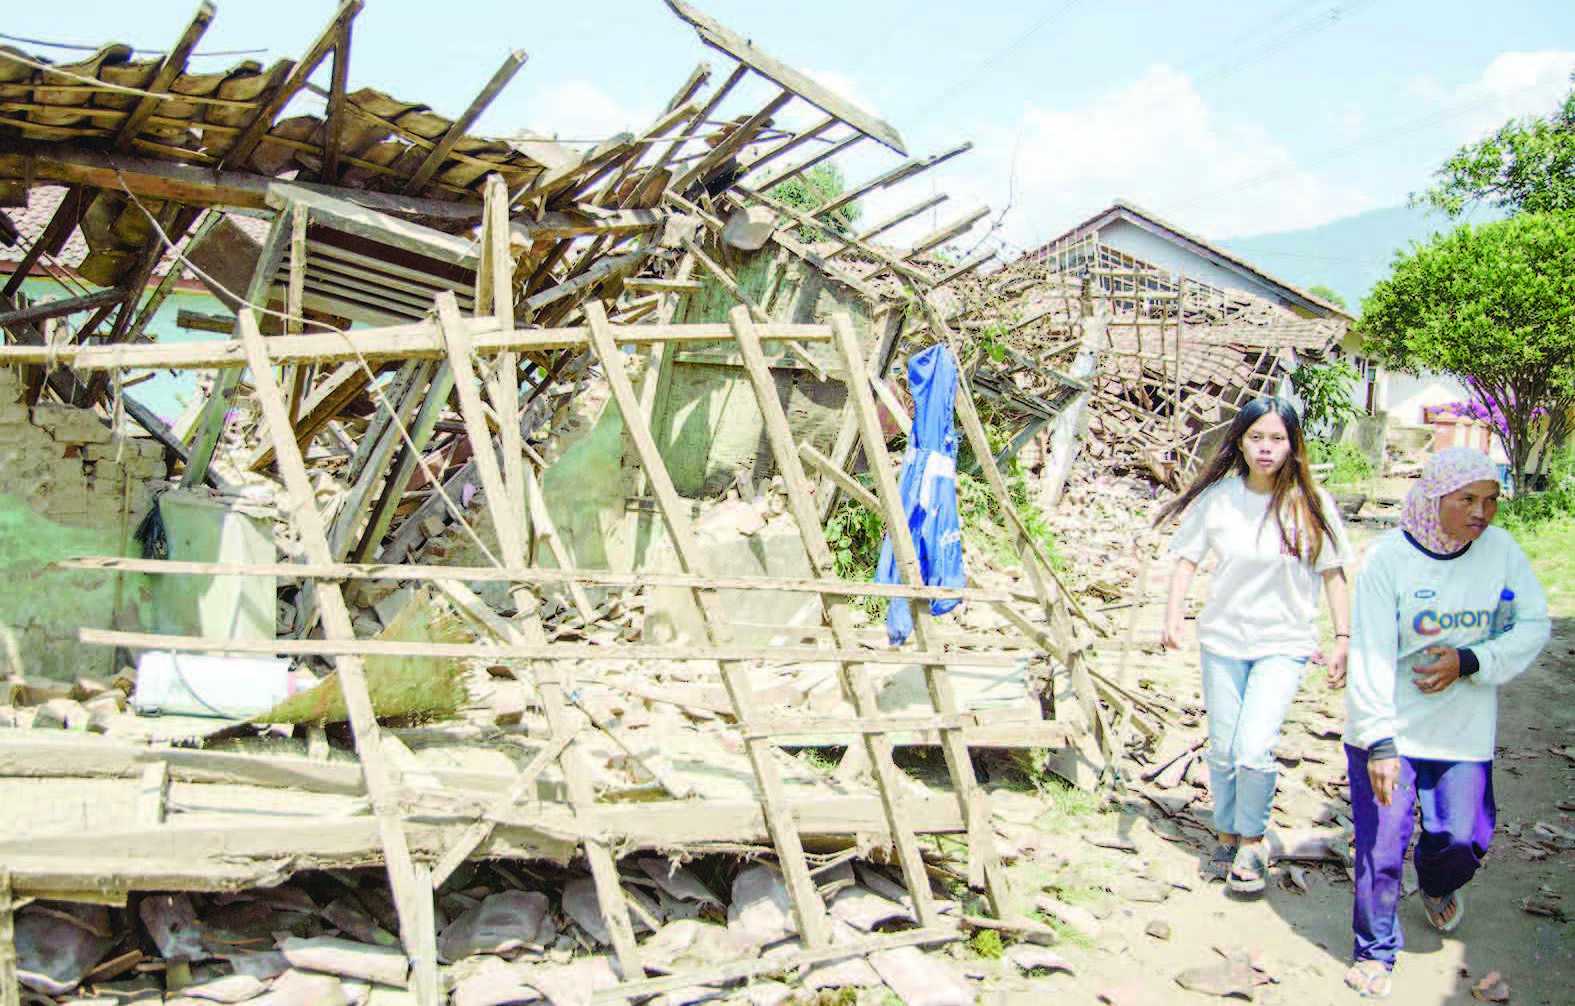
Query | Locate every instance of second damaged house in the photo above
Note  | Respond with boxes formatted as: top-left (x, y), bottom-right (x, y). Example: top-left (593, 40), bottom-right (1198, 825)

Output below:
top-left (0, 3), bottom-right (1117, 1003)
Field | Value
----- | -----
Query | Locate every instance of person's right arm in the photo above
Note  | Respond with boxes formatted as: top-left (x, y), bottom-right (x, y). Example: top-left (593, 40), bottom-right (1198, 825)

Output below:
top-left (1163, 558), bottom-right (1199, 650)
top-left (1160, 490), bottom-right (1210, 650)
top-left (1345, 542), bottom-right (1402, 804)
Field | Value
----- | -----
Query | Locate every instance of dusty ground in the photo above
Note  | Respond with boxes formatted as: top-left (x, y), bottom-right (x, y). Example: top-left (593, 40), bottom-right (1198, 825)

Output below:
top-left (972, 492), bottom-right (1575, 1005)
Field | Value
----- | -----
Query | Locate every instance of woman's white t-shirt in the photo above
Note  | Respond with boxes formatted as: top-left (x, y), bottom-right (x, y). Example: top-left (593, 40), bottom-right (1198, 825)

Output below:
top-left (1167, 476), bottom-right (1351, 660)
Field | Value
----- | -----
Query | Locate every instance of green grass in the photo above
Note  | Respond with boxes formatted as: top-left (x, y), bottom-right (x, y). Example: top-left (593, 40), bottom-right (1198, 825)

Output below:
top-left (968, 928), bottom-right (1005, 959)
top-left (1508, 515), bottom-right (1575, 617)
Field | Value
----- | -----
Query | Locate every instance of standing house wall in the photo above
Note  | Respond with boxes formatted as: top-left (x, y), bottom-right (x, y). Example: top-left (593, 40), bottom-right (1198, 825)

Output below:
top-left (1097, 219), bottom-right (1294, 309)
top-left (0, 367), bottom-right (167, 681)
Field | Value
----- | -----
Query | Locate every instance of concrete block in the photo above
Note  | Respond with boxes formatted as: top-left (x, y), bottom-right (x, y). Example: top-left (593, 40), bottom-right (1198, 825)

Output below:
top-left (30, 403), bottom-right (112, 444)
top-left (722, 205), bottom-right (778, 251)
top-left (152, 490), bottom-right (278, 641)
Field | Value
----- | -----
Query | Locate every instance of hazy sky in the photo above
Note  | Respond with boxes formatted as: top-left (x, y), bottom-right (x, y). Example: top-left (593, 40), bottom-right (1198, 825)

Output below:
top-left (8, 1), bottom-right (1573, 253)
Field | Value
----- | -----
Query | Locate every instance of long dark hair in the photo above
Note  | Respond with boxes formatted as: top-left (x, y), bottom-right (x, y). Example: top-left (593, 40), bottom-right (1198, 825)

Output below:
top-left (1154, 396), bottom-right (1336, 563)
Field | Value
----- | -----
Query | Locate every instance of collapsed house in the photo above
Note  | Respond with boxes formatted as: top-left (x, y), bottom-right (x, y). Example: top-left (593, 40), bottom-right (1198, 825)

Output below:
top-left (0, 3), bottom-right (1129, 1003)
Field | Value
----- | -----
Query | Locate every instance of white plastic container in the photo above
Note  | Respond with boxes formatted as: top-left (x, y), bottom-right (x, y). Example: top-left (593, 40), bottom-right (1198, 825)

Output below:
top-left (131, 651), bottom-right (298, 719)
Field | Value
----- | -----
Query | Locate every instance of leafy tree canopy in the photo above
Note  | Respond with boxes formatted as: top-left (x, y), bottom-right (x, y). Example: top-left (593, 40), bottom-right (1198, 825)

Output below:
top-left (1358, 212), bottom-right (1575, 487)
top-left (1417, 78), bottom-right (1575, 218)
top-left (768, 163), bottom-right (861, 239)
top-left (1307, 284), bottom-right (1348, 310)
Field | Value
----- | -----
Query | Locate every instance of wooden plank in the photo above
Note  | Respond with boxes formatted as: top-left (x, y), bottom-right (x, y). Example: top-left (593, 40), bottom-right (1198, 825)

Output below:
top-left (0, 316), bottom-right (831, 371)
top-left (427, 723), bottom-right (575, 888)
top-left (671, 90), bottom-right (793, 194)
top-left (136, 762), bottom-right (169, 826)
top-left (817, 143), bottom-right (972, 219)
top-left (59, 554), bottom-right (1023, 604)
top-left (78, 626), bottom-right (1024, 669)
top-left (181, 210), bottom-right (294, 487)
top-left (626, 64), bottom-right (745, 207)
top-left (436, 293), bottom-right (644, 980)
top-left (0, 288), bottom-right (122, 326)
top-left (662, 0), bottom-right (906, 154)
top-left (1, 185), bottom-right (87, 300)
top-left (124, 211), bottom-right (222, 346)
top-left (350, 362), bottom-right (454, 563)
top-left (220, 2), bottom-right (364, 169)
top-left (112, 2), bottom-right (216, 150)
top-left (232, 309), bottom-right (433, 997)
top-left (244, 360), bottom-right (372, 472)
top-left (728, 307), bottom-right (942, 927)
top-left (823, 193), bottom-right (947, 261)
top-left (320, 20), bottom-right (353, 182)
top-left (285, 203), bottom-right (309, 420)
top-left (733, 114), bottom-right (834, 182)
top-left (0, 868), bottom-right (16, 1006)
top-left (829, 314), bottom-right (1014, 918)
top-left (751, 132), bottom-right (861, 190)
top-left (584, 301), bottom-right (832, 948)
top-left (403, 51), bottom-right (527, 194)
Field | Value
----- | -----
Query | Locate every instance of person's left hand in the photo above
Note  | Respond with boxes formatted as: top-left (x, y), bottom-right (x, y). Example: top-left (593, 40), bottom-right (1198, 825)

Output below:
top-left (1326, 637), bottom-right (1350, 689)
top-left (1413, 645), bottom-right (1461, 694)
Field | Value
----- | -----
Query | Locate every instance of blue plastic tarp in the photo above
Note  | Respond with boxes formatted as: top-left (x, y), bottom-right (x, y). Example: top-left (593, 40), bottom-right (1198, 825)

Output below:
top-left (875, 343), bottom-right (966, 644)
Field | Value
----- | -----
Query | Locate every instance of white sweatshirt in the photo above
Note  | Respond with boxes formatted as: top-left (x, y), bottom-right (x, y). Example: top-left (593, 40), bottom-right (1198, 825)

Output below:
top-left (1167, 477), bottom-right (1351, 660)
top-left (1344, 526), bottom-right (1551, 762)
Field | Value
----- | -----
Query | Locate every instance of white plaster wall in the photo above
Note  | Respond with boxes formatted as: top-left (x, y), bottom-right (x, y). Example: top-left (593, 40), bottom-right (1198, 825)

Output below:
top-left (1098, 219), bottom-right (1292, 307)
top-left (1376, 369), bottom-right (1472, 425)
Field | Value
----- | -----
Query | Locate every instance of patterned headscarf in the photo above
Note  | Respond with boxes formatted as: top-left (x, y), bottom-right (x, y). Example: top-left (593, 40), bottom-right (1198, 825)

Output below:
top-left (1401, 447), bottom-right (1499, 554)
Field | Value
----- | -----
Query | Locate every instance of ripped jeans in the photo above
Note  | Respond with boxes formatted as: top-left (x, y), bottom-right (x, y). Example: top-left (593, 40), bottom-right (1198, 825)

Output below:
top-left (1199, 649), bottom-right (1306, 838)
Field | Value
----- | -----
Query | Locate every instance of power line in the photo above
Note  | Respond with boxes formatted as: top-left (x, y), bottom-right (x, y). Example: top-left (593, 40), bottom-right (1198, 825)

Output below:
top-left (0, 30), bottom-right (265, 58)
top-left (925, 1), bottom-right (1084, 112)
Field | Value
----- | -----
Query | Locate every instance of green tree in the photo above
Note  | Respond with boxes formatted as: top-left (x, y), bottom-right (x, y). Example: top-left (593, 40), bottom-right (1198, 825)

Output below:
top-left (1290, 358), bottom-right (1360, 433)
top-left (1358, 212), bottom-right (1575, 490)
top-left (768, 163), bottom-right (861, 240)
top-left (1307, 284), bottom-right (1348, 310)
top-left (1418, 78), bottom-right (1575, 218)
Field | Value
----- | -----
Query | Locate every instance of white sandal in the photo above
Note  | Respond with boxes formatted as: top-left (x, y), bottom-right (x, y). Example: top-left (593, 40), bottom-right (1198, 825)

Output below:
top-left (1423, 890), bottom-right (1465, 933)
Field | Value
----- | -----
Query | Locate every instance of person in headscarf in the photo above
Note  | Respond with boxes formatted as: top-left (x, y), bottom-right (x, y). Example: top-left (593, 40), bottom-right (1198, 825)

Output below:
top-left (1342, 447), bottom-right (1551, 998)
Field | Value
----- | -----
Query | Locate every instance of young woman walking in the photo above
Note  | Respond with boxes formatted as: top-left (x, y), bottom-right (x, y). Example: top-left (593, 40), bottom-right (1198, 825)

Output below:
top-left (1157, 396), bottom-right (1352, 894)
top-left (1342, 447), bottom-right (1550, 999)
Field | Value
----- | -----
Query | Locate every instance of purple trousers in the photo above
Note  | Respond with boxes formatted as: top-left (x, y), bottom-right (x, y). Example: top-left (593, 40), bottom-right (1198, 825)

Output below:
top-left (1345, 744), bottom-right (1495, 967)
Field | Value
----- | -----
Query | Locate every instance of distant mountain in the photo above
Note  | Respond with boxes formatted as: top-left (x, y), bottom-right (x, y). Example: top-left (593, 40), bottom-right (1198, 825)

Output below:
top-left (1221, 204), bottom-right (1504, 314)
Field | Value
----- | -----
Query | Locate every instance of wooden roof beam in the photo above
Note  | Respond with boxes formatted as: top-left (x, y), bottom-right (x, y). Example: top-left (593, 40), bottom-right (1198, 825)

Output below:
top-left (402, 49), bottom-right (528, 195)
top-left (320, 19), bottom-right (353, 182)
top-left (219, 0), bottom-right (363, 170)
top-left (0, 185), bottom-right (88, 299)
top-left (112, 2), bottom-right (216, 151)
top-left (823, 192), bottom-right (948, 261)
top-left (663, 0), bottom-right (906, 154)
top-left (672, 90), bottom-right (793, 194)
top-left (816, 142), bottom-right (972, 219)
top-left (0, 144), bottom-right (663, 237)
top-left (751, 132), bottom-right (861, 191)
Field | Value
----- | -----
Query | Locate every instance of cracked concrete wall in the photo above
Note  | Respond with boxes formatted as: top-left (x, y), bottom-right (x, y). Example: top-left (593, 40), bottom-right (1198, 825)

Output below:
top-left (653, 245), bottom-right (877, 498)
top-left (0, 367), bottom-right (166, 681)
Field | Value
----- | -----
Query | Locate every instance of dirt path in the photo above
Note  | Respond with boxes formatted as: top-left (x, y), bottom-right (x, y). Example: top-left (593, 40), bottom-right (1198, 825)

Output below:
top-left (979, 506), bottom-right (1575, 1005)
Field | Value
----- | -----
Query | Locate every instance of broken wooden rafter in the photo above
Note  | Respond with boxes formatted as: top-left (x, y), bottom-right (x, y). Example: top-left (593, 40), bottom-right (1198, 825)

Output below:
top-left (403, 50), bottom-right (528, 195)
top-left (112, 2), bottom-right (216, 151)
top-left (219, 1), bottom-right (364, 170)
top-left (0, 287), bottom-right (122, 327)
top-left (822, 192), bottom-right (948, 261)
top-left (0, 317), bottom-right (833, 371)
top-left (320, 19), bottom-right (353, 183)
top-left (0, 145), bottom-right (662, 239)
top-left (663, 0), bottom-right (907, 154)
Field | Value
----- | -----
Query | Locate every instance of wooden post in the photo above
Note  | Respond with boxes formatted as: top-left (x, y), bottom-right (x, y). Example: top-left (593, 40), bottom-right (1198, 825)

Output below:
top-left (233, 309), bottom-right (437, 1004)
top-left (285, 203), bottom-right (310, 422)
top-left (183, 212), bottom-right (293, 487)
top-left (828, 314), bottom-right (1014, 918)
top-left (0, 867), bottom-right (18, 1006)
top-left (435, 293), bottom-right (645, 980)
top-left (584, 301), bottom-right (833, 948)
top-left (726, 306), bottom-right (942, 927)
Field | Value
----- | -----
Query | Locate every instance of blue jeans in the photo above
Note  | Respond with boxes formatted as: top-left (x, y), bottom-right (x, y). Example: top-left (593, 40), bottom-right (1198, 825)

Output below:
top-left (1199, 649), bottom-right (1307, 838)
